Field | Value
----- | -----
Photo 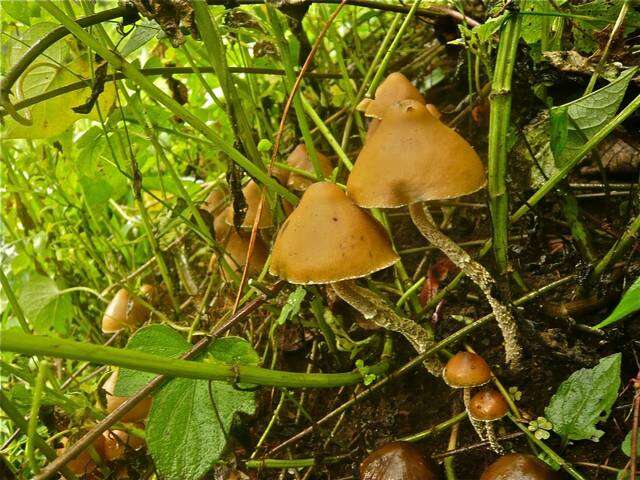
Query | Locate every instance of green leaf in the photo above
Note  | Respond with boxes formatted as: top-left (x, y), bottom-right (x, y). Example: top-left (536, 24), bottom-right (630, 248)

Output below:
top-left (572, 0), bottom-right (640, 54)
top-left (121, 20), bottom-right (160, 57)
top-left (114, 325), bottom-right (190, 396)
top-left (146, 337), bottom-right (258, 480)
top-left (276, 286), bottom-right (307, 325)
top-left (550, 67), bottom-right (637, 167)
top-left (17, 274), bottom-right (73, 334)
top-left (545, 353), bottom-right (622, 443)
top-left (1, 1), bottom-right (40, 25)
top-left (594, 276), bottom-right (640, 329)
top-left (622, 430), bottom-right (640, 457)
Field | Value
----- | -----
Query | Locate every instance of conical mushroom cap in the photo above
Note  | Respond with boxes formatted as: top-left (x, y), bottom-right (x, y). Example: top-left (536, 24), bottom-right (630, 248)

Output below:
top-left (360, 442), bottom-right (438, 480)
top-left (201, 187), bottom-right (227, 214)
top-left (285, 144), bottom-right (333, 191)
top-left (103, 371), bottom-right (152, 422)
top-left (223, 229), bottom-right (268, 278)
top-left (360, 72), bottom-right (425, 119)
top-left (101, 287), bottom-right (152, 333)
top-left (480, 454), bottom-right (556, 480)
top-left (347, 100), bottom-right (486, 208)
top-left (468, 389), bottom-right (509, 421)
top-left (225, 181), bottom-right (273, 229)
top-left (270, 182), bottom-right (399, 284)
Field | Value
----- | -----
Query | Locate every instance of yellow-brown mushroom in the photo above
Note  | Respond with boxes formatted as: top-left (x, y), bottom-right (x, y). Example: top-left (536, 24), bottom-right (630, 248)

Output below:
top-left (358, 72), bottom-right (425, 120)
top-left (347, 99), bottom-right (521, 368)
top-left (468, 388), bottom-right (509, 453)
top-left (103, 371), bottom-right (152, 423)
top-left (360, 441), bottom-right (438, 480)
top-left (270, 182), bottom-right (441, 375)
top-left (224, 180), bottom-right (274, 229)
top-left (101, 285), bottom-right (155, 333)
top-left (480, 454), bottom-right (557, 480)
top-left (285, 144), bottom-right (333, 191)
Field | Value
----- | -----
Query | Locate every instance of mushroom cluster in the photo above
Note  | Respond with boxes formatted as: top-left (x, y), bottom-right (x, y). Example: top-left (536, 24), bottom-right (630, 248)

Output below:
top-left (349, 73), bottom-right (522, 368)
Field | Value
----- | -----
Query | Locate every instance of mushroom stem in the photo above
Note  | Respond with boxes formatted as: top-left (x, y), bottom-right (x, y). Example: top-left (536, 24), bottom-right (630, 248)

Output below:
top-left (408, 203), bottom-right (522, 368)
top-left (463, 388), bottom-right (487, 441)
top-left (484, 422), bottom-right (504, 454)
top-left (331, 280), bottom-right (442, 376)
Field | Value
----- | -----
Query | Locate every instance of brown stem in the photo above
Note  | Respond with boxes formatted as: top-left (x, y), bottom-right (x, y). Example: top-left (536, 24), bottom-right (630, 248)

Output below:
top-left (484, 422), bottom-right (504, 454)
top-left (409, 202), bottom-right (522, 368)
top-left (332, 280), bottom-right (442, 376)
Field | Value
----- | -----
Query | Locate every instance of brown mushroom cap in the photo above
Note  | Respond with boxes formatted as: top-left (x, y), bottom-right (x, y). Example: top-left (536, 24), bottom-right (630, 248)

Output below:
top-left (347, 100), bottom-right (486, 208)
top-left (468, 389), bottom-right (509, 421)
top-left (101, 286), bottom-right (153, 333)
top-left (442, 352), bottom-right (492, 388)
top-left (57, 437), bottom-right (103, 476)
top-left (480, 454), bottom-right (556, 480)
top-left (201, 187), bottom-right (227, 214)
top-left (269, 182), bottom-right (399, 284)
top-left (360, 72), bottom-right (425, 119)
top-left (225, 180), bottom-right (274, 229)
top-left (103, 371), bottom-right (152, 422)
top-left (102, 428), bottom-right (145, 461)
top-left (360, 441), bottom-right (438, 480)
top-left (285, 144), bottom-right (333, 191)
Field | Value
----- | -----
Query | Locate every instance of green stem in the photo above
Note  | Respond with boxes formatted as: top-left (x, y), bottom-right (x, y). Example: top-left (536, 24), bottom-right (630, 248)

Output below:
top-left (39, 1), bottom-right (297, 204)
top-left (398, 411), bottom-right (467, 442)
top-left (27, 361), bottom-right (49, 474)
top-left (592, 214), bottom-right (640, 283)
top-left (0, 331), bottom-right (389, 389)
top-left (0, 391), bottom-right (78, 480)
top-left (487, 13), bottom-right (521, 274)
top-left (245, 453), bottom-right (349, 469)
top-left (0, 268), bottom-right (30, 333)
top-left (509, 414), bottom-right (586, 480)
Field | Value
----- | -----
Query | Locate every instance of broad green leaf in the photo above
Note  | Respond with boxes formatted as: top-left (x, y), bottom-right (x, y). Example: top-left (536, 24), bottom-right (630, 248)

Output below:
top-left (114, 324), bottom-right (190, 396)
top-left (545, 353), bottom-right (621, 442)
top-left (3, 27), bottom-right (116, 140)
top-left (594, 276), bottom-right (640, 329)
top-left (121, 20), bottom-right (160, 57)
top-left (276, 286), bottom-right (307, 325)
top-left (550, 67), bottom-right (637, 167)
top-left (146, 337), bottom-right (259, 480)
top-left (1, 1), bottom-right (41, 26)
top-left (572, 0), bottom-right (640, 53)
top-left (17, 274), bottom-right (73, 333)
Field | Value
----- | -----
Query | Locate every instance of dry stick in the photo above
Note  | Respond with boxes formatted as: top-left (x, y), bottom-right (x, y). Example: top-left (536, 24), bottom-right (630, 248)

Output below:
top-left (409, 204), bottom-right (522, 367)
top-left (33, 281), bottom-right (284, 480)
top-left (267, 274), bottom-right (574, 455)
top-left (231, 0), bottom-right (349, 315)
top-left (433, 432), bottom-right (524, 460)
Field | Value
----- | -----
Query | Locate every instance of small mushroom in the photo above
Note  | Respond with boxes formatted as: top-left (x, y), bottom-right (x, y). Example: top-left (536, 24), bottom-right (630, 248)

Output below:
top-left (103, 371), bottom-right (152, 422)
top-left (56, 436), bottom-right (104, 477)
top-left (225, 180), bottom-right (273, 229)
top-left (360, 442), bottom-right (438, 480)
top-left (480, 453), bottom-right (556, 480)
top-left (270, 182), bottom-right (441, 375)
top-left (213, 208), bottom-right (268, 281)
top-left (443, 352), bottom-right (492, 442)
top-left (285, 144), bottom-right (333, 191)
top-left (468, 388), bottom-right (509, 453)
top-left (347, 99), bottom-right (522, 368)
top-left (101, 428), bottom-right (145, 462)
top-left (201, 186), bottom-right (228, 215)
top-left (102, 285), bottom-right (155, 333)
top-left (358, 72), bottom-right (425, 120)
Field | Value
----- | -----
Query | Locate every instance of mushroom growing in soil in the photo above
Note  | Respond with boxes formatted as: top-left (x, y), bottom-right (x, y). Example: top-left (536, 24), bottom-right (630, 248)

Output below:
top-left (102, 285), bottom-right (155, 333)
top-left (284, 144), bottom-right (333, 191)
top-left (360, 441), bottom-right (438, 480)
top-left (480, 453), bottom-right (556, 480)
top-left (103, 371), bottom-right (152, 422)
top-left (225, 180), bottom-right (274, 229)
top-left (468, 388), bottom-right (509, 453)
top-left (347, 99), bottom-right (522, 368)
top-left (101, 428), bottom-right (145, 462)
top-left (443, 352), bottom-right (492, 441)
top-left (270, 181), bottom-right (441, 374)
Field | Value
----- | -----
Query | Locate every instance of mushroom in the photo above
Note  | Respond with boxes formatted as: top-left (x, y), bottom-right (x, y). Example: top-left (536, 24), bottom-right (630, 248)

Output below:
top-left (360, 441), bottom-right (438, 480)
top-left (480, 453), bottom-right (556, 480)
top-left (357, 72), bottom-right (426, 120)
top-left (225, 180), bottom-right (273, 229)
top-left (103, 371), bottom-right (152, 422)
top-left (201, 186), bottom-right (228, 215)
top-left (347, 99), bottom-right (522, 368)
top-left (443, 352), bottom-right (492, 442)
top-left (213, 208), bottom-right (268, 281)
top-left (102, 285), bottom-right (155, 333)
top-left (56, 436), bottom-right (104, 477)
top-left (270, 182), bottom-right (442, 374)
top-left (101, 428), bottom-right (145, 462)
top-left (285, 144), bottom-right (333, 191)
top-left (468, 388), bottom-right (509, 453)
